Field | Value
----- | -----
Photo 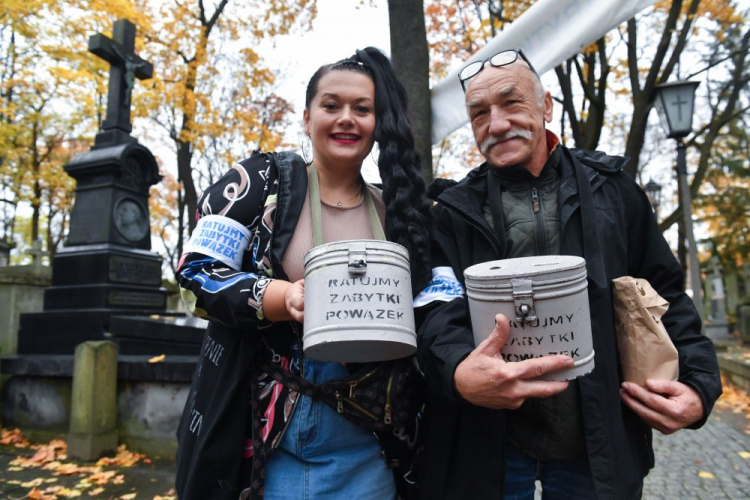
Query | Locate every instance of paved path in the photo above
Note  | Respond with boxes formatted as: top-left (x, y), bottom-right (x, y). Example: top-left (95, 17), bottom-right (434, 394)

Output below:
top-left (643, 412), bottom-right (750, 500)
top-left (531, 409), bottom-right (750, 499)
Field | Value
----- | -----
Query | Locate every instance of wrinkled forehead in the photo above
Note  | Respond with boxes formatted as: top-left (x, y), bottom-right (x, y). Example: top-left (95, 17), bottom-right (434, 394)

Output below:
top-left (464, 60), bottom-right (536, 99)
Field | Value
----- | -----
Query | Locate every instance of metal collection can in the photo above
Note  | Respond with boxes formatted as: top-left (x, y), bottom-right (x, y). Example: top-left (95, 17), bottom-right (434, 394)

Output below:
top-left (303, 240), bottom-right (416, 362)
top-left (464, 255), bottom-right (595, 381)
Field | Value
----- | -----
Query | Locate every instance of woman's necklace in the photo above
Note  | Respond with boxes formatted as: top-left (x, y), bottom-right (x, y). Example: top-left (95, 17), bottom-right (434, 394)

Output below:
top-left (312, 163), bottom-right (364, 209)
top-left (327, 188), bottom-right (363, 208)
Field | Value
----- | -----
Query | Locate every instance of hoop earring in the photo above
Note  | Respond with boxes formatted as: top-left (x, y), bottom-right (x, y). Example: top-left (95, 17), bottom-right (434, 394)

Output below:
top-left (301, 134), bottom-right (312, 164)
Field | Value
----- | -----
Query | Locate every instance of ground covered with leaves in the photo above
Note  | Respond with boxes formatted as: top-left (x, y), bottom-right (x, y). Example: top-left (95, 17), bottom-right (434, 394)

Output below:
top-left (0, 377), bottom-right (748, 499)
top-left (0, 431), bottom-right (176, 500)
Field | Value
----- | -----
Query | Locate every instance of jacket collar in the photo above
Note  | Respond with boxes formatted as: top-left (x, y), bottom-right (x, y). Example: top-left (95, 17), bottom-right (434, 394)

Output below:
top-left (436, 145), bottom-right (626, 276)
top-left (269, 151), bottom-right (308, 280)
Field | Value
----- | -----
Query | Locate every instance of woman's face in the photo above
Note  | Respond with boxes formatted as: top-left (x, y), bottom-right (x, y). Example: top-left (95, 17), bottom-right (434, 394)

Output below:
top-left (304, 70), bottom-right (376, 172)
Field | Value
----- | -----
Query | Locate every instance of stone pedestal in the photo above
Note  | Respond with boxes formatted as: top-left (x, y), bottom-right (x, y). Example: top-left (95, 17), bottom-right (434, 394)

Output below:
top-left (704, 256), bottom-right (731, 342)
top-left (0, 266), bottom-right (51, 357)
top-left (738, 305), bottom-right (750, 344)
top-left (68, 341), bottom-right (118, 460)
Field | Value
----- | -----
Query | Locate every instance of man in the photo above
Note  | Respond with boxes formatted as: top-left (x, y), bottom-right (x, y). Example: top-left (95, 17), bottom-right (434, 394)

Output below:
top-left (414, 49), bottom-right (721, 499)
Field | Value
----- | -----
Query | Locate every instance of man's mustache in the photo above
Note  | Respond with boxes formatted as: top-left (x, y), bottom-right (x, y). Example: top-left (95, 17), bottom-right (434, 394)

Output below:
top-left (480, 128), bottom-right (533, 155)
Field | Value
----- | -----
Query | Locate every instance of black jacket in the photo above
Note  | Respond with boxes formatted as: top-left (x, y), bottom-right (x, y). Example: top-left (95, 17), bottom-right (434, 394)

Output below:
top-left (415, 147), bottom-right (721, 500)
top-left (175, 151), bottom-right (310, 500)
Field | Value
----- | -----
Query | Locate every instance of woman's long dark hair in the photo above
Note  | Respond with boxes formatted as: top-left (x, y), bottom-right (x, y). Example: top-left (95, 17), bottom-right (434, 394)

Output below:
top-left (305, 47), bottom-right (432, 295)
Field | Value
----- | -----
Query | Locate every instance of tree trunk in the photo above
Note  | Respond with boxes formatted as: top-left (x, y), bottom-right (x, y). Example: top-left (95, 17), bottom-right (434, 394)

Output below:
top-left (177, 139), bottom-right (197, 234)
top-left (30, 122), bottom-right (40, 243)
top-left (388, 0), bottom-right (433, 183)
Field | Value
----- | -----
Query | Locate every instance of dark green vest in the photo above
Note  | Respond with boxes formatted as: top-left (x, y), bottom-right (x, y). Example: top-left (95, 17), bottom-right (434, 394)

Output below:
top-left (483, 146), bottom-right (586, 460)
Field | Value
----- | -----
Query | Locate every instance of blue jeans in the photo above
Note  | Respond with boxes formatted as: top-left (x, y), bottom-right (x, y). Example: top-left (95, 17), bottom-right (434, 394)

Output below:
top-left (264, 359), bottom-right (397, 500)
top-left (504, 445), bottom-right (598, 500)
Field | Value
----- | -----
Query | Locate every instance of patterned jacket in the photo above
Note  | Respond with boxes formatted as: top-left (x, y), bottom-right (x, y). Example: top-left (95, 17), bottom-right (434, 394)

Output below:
top-left (175, 151), bottom-right (312, 500)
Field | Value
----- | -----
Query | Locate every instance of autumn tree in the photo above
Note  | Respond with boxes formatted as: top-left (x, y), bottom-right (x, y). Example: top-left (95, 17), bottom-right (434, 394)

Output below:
top-left (421, 0), bottom-right (535, 178)
top-left (133, 0), bottom-right (317, 263)
top-left (0, 0), bottom-right (100, 257)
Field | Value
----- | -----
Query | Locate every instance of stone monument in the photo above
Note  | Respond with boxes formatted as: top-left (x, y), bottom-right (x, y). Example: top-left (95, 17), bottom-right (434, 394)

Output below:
top-left (704, 255), bottom-right (731, 342)
top-left (1, 20), bottom-right (203, 454)
top-left (14, 19), bottom-right (193, 354)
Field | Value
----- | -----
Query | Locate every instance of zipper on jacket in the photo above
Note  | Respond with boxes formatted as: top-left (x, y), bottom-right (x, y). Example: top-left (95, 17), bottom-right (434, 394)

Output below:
top-left (271, 323), bottom-right (303, 451)
top-left (335, 391), bottom-right (379, 421)
top-left (530, 182), bottom-right (549, 255)
top-left (439, 197), bottom-right (503, 256)
top-left (348, 366), bottom-right (379, 398)
top-left (384, 365), bottom-right (395, 425)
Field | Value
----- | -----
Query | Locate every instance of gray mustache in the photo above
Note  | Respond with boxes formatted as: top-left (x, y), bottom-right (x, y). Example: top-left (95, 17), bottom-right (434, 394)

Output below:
top-left (480, 128), bottom-right (533, 154)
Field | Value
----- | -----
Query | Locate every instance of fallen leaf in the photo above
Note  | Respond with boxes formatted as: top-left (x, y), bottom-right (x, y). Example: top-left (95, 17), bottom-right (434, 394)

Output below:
top-left (26, 489), bottom-right (43, 500)
top-left (698, 471), bottom-right (715, 479)
top-left (739, 451), bottom-right (750, 459)
top-left (57, 487), bottom-right (83, 498)
top-left (21, 478), bottom-right (45, 488)
top-left (0, 428), bottom-right (30, 447)
top-left (148, 354), bottom-right (166, 363)
top-left (715, 376), bottom-right (750, 413)
top-left (119, 493), bottom-right (137, 499)
top-left (96, 445), bottom-right (147, 468)
top-left (88, 487), bottom-right (105, 496)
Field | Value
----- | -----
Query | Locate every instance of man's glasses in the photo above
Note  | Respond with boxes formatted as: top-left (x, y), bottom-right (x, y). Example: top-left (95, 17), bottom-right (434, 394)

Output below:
top-left (458, 49), bottom-right (539, 91)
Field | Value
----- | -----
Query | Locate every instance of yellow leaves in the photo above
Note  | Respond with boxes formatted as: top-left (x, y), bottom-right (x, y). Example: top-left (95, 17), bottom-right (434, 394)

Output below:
top-left (153, 493), bottom-right (177, 500)
top-left (697, 470), bottom-right (715, 479)
top-left (10, 439), bottom-right (67, 468)
top-left (739, 451), bottom-right (750, 459)
top-left (1, 428), bottom-right (31, 447)
top-left (148, 354), bottom-right (166, 363)
top-left (96, 444), bottom-right (147, 468)
top-left (27, 488), bottom-right (59, 500)
top-left (22, 478), bottom-right (46, 488)
top-left (1, 429), bottom-right (152, 499)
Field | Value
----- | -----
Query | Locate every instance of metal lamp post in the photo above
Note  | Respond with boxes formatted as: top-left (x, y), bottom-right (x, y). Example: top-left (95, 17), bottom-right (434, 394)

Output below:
top-left (654, 80), bottom-right (703, 317)
top-left (643, 179), bottom-right (662, 219)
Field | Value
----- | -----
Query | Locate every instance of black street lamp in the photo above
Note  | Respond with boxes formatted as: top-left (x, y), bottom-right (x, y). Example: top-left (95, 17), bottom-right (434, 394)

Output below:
top-left (654, 80), bottom-right (702, 318)
top-left (643, 178), bottom-right (662, 218)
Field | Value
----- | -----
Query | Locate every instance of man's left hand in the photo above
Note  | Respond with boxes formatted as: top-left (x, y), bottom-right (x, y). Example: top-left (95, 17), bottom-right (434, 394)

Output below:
top-left (620, 379), bottom-right (704, 435)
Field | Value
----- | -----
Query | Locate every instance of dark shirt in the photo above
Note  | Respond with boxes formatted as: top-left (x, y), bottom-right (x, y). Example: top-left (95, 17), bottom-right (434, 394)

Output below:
top-left (483, 146), bottom-right (587, 460)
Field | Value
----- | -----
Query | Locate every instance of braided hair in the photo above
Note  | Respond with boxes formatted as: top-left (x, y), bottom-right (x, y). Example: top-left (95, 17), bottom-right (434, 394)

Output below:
top-left (305, 47), bottom-right (432, 294)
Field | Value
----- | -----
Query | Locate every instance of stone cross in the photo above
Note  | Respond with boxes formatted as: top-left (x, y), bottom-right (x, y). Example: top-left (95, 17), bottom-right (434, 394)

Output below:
top-left (26, 240), bottom-right (49, 270)
top-left (89, 19), bottom-right (153, 136)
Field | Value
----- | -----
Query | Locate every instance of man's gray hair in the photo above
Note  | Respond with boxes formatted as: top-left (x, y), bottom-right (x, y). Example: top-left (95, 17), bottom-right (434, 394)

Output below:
top-left (533, 76), bottom-right (545, 107)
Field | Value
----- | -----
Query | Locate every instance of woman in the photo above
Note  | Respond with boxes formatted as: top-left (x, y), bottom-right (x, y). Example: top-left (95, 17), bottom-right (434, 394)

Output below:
top-left (174, 47), bottom-right (431, 500)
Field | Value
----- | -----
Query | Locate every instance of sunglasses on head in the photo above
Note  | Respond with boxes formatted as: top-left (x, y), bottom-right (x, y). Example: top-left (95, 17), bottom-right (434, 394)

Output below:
top-left (458, 49), bottom-right (539, 91)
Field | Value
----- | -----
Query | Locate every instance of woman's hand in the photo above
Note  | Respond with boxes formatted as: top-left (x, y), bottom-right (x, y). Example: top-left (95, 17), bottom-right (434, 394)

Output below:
top-left (285, 279), bottom-right (305, 323)
top-left (263, 279), bottom-right (304, 322)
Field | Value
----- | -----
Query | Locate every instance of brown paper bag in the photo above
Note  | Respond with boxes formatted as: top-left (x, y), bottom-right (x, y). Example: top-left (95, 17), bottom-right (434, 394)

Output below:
top-left (612, 276), bottom-right (679, 386)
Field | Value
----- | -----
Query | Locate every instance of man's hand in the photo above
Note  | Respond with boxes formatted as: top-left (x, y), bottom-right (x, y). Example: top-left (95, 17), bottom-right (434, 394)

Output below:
top-left (620, 379), bottom-right (705, 434)
top-left (285, 279), bottom-right (305, 323)
top-left (454, 314), bottom-right (574, 409)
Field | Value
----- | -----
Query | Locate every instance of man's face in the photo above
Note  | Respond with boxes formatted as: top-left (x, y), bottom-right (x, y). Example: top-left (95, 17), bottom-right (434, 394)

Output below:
top-left (464, 62), bottom-right (553, 171)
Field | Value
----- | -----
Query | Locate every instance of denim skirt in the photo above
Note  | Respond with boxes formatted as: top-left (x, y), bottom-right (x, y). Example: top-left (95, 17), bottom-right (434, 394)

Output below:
top-left (263, 359), bottom-right (397, 499)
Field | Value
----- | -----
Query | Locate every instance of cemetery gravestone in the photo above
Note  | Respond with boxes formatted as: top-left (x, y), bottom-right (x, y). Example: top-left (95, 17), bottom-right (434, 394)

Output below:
top-left (14, 19), bottom-right (177, 354)
top-left (1, 19), bottom-right (203, 456)
top-left (704, 255), bottom-right (731, 342)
